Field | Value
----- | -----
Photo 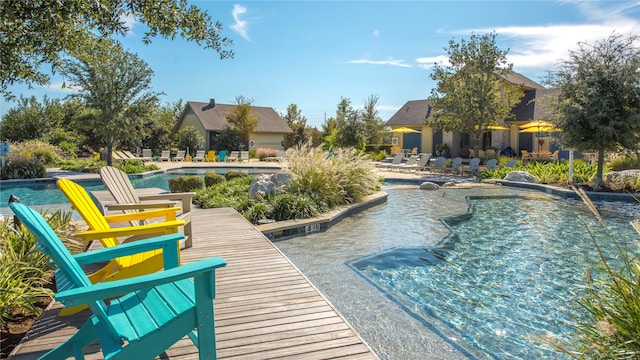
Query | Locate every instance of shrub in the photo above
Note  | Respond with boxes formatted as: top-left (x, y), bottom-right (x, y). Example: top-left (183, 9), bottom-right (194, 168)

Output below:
top-left (1, 159), bottom-right (47, 179)
top-left (285, 142), bottom-right (382, 208)
top-left (608, 152), bottom-right (640, 171)
top-left (255, 148), bottom-right (279, 161)
top-left (269, 192), bottom-right (318, 221)
top-left (244, 202), bottom-right (272, 223)
top-left (0, 210), bottom-right (84, 327)
top-left (193, 176), bottom-right (253, 209)
top-left (225, 170), bottom-right (249, 180)
top-left (168, 176), bottom-right (205, 192)
top-left (369, 150), bottom-right (387, 162)
top-left (6, 140), bottom-right (64, 166)
top-left (204, 172), bottom-right (225, 187)
top-left (116, 161), bottom-right (159, 174)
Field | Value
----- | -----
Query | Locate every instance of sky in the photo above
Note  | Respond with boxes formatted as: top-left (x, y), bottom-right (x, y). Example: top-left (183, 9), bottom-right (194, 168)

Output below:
top-left (2, 1), bottom-right (640, 129)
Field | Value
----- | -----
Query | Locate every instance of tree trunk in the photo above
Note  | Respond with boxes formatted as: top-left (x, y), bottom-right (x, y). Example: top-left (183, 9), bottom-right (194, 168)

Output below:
top-left (596, 148), bottom-right (606, 188)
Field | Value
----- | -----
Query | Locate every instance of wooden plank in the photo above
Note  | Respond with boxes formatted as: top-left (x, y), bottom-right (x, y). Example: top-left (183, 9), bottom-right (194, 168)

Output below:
top-left (9, 205), bottom-right (378, 359)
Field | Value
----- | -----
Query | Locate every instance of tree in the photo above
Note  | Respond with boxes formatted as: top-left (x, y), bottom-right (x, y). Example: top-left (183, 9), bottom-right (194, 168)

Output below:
top-left (361, 94), bottom-right (385, 145)
top-left (142, 101), bottom-right (183, 156)
top-left (61, 38), bottom-right (159, 165)
top-left (427, 32), bottom-right (524, 154)
top-left (225, 95), bottom-right (258, 149)
top-left (547, 33), bottom-right (640, 185)
top-left (333, 97), bottom-right (365, 149)
top-left (0, 96), bottom-right (53, 141)
top-left (176, 126), bottom-right (204, 156)
top-left (1, 0), bottom-right (233, 98)
top-left (281, 103), bottom-right (308, 148)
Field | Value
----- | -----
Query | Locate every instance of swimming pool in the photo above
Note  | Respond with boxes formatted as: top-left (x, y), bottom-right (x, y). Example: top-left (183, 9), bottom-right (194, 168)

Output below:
top-left (0, 167), bottom-right (277, 217)
top-left (274, 185), bottom-right (640, 359)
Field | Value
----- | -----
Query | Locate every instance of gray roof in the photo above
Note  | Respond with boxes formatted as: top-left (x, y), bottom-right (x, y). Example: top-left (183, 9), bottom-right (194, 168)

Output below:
top-left (180, 101), bottom-right (292, 133)
top-left (499, 71), bottom-right (546, 90)
top-left (385, 99), bottom-right (430, 126)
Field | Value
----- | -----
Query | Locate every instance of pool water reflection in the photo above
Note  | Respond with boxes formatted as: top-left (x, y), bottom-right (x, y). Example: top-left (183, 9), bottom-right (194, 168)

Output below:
top-left (275, 186), bottom-right (640, 359)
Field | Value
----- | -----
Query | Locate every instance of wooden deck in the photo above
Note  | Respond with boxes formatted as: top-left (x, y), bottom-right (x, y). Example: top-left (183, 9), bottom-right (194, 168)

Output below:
top-left (9, 205), bottom-right (378, 359)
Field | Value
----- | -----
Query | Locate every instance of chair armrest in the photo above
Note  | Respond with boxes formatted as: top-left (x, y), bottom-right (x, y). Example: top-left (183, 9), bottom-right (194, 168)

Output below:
top-left (56, 257), bottom-right (227, 306)
top-left (104, 201), bottom-right (176, 211)
top-left (75, 219), bottom-right (185, 241)
top-left (138, 193), bottom-right (195, 212)
top-left (103, 207), bottom-right (182, 223)
top-left (72, 233), bottom-right (183, 266)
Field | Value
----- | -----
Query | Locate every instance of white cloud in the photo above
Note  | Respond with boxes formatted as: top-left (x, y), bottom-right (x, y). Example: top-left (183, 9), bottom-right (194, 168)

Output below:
top-left (120, 13), bottom-right (138, 35)
top-left (347, 59), bottom-right (412, 68)
top-left (231, 4), bottom-right (250, 41)
top-left (437, 2), bottom-right (640, 73)
top-left (415, 55), bottom-right (449, 70)
top-left (46, 81), bottom-right (82, 93)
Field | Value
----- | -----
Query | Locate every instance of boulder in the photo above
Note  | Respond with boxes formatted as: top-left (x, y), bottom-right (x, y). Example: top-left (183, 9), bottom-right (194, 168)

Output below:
top-left (248, 171), bottom-right (296, 198)
top-left (503, 171), bottom-right (536, 183)
top-left (419, 181), bottom-right (440, 190)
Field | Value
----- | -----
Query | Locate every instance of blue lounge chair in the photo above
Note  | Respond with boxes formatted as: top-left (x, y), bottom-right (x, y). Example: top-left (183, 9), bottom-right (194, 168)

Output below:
top-left (9, 201), bottom-right (227, 360)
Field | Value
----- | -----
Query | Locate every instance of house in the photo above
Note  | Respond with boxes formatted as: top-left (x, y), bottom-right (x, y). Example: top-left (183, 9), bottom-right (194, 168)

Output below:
top-left (176, 99), bottom-right (293, 151)
top-left (386, 72), bottom-right (558, 157)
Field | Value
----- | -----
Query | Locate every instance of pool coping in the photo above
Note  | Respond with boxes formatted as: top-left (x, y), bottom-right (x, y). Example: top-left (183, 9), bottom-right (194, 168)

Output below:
top-left (255, 190), bottom-right (389, 241)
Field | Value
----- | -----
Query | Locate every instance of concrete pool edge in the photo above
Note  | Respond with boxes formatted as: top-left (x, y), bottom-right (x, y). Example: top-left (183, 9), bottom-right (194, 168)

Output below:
top-left (255, 190), bottom-right (389, 241)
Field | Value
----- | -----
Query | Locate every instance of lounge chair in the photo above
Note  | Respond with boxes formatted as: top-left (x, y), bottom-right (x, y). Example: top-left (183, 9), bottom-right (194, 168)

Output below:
top-left (56, 178), bottom-right (185, 315)
top-left (462, 157), bottom-right (481, 175)
top-left (444, 157), bottom-right (464, 175)
top-left (112, 150), bottom-right (127, 162)
top-left (122, 150), bottom-right (146, 162)
top-left (388, 154), bottom-right (419, 171)
top-left (193, 150), bottom-right (206, 162)
top-left (377, 153), bottom-right (404, 170)
top-left (99, 166), bottom-right (194, 247)
top-left (141, 148), bottom-right (153, 161)
top-left (171, 150), bottom-right (186, 161)
top-left (227, 150), bottom-right (240, 162)
top-left (159, 150), bottom-right (171, 161)
top-left (485, 158), bottom-right (499, 170)
top-left (10, 201), bottom-right (226, 360)
top-left (240, 150), bottom-right (250, 162)
top-left (549, 150), bottom-right (559, 161)
top-left (400, 153), bottom-right (432, 172)
top-left (521, 149), bottom-right (533, 162)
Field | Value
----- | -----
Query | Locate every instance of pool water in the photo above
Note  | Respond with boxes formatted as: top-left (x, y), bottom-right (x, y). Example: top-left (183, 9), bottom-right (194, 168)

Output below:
top-left (0, 168), bottom-right (276, 207)
top-left (275, 186), bottom-right (640, 360)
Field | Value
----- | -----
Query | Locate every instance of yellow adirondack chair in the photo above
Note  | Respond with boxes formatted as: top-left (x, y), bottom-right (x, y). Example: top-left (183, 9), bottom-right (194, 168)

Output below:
top-left (56, 178), bottom-right (185, 315)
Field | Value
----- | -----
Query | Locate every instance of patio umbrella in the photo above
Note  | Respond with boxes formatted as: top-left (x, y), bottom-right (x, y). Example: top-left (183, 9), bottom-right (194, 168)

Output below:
top-left (388, 127), bottom-right (421, 134)
top-left (487, 125), bottom-right (510, 130)
top-left (519, 120), bottom-right (555, 129)
top-left (474, 124), bottom-right (510, 131)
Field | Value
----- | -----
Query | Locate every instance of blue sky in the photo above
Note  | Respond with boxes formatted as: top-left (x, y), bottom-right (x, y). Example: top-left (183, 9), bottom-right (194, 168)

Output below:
top-left (2, 1), bottom-right (640, 128)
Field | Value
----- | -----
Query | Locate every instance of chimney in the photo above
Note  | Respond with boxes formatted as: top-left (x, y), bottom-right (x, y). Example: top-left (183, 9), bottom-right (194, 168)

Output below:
top-left (209, 99), bottom-right (216, 108)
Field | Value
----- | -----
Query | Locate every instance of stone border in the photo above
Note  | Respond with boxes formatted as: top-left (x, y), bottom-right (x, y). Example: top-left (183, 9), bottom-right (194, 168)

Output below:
top-left (255, 191), bottom-right (388, 241)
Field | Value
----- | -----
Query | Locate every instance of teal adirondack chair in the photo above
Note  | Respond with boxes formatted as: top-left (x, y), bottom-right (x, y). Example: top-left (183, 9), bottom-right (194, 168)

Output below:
top-left (10, 201), bottom-right (227, 360)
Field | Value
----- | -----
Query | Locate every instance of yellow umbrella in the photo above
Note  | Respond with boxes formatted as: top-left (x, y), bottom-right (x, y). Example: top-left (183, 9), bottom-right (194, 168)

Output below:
top-left (474, 124), bottom-right (510, 131)
top-left (519, 120), bottom-right (555, 129)
top-left (388, 127), bottom-right (421, 134)
top-left (518, 126), bottom-right (561, 133)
